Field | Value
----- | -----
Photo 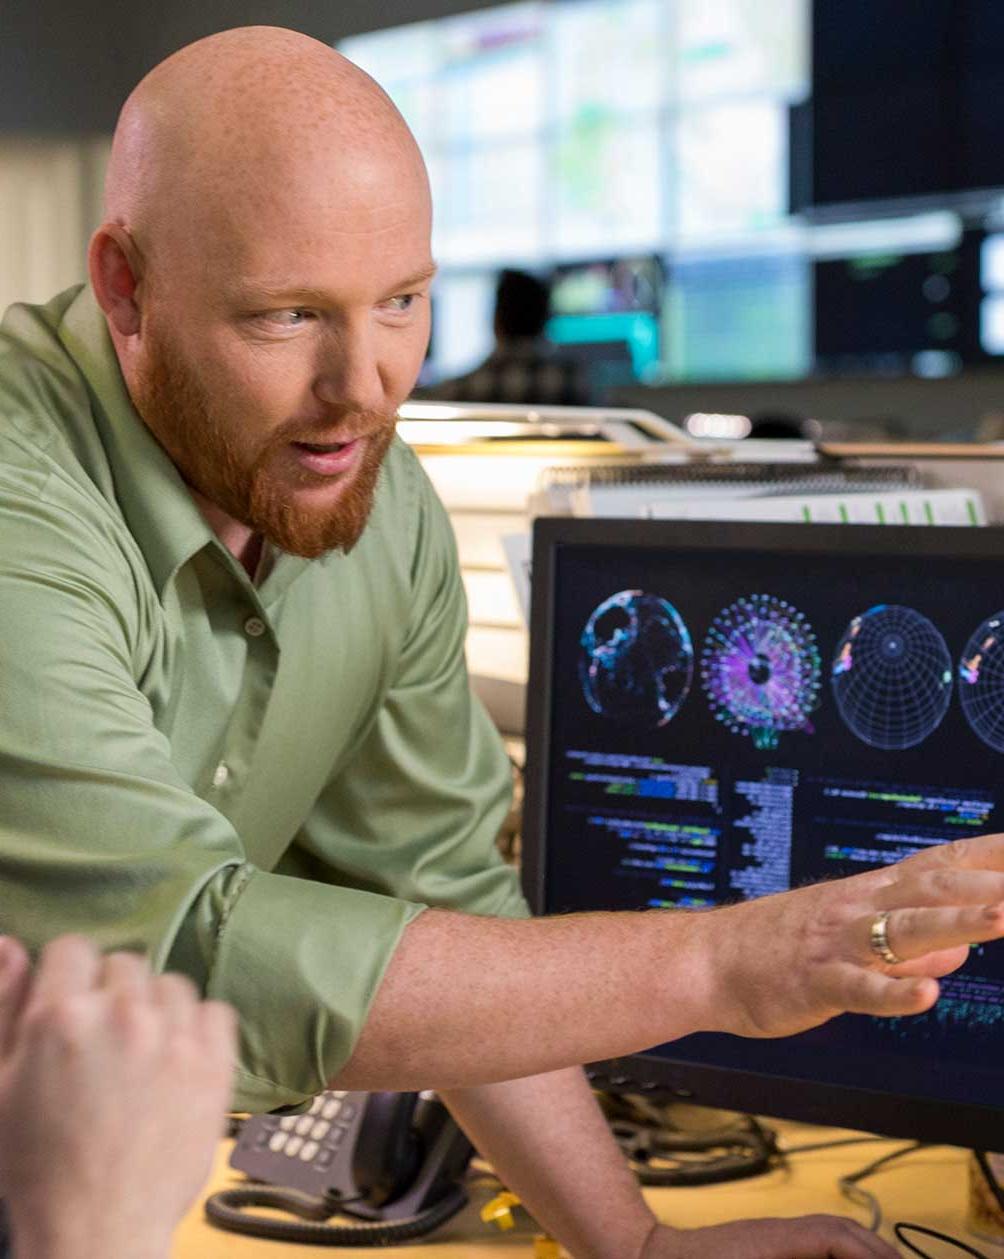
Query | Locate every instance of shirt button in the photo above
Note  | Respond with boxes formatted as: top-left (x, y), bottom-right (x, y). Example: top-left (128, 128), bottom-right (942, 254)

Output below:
top-left (212, 763), bottom-right (230, 788)
top-left (244, 616), bottom-right (267, 638)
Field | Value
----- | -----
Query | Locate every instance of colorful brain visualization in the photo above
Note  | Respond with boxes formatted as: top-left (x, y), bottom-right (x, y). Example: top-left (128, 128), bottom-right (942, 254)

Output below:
top-left (700, 594), bottom-right (821, 751)
top-left (579, 590), bottom-right (694, 729)
top-left (831, 604), bottom-right (952, 750)
top-left (958, 612), bottom-right (1004, 753)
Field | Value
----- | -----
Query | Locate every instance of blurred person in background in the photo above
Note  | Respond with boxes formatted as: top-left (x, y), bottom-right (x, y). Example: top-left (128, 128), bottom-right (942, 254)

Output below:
top-left (422, 268), bottom-right (594, 406)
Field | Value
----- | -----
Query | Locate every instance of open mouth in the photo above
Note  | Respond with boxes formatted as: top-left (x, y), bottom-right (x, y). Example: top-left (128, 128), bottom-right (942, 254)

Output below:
top-left (294, 441), bottom-right (350, 453)
top-left (289, 437), bottom-right (362, 477)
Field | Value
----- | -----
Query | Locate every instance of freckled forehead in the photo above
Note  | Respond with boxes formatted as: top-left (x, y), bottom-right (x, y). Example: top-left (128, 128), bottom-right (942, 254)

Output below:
top-left (170, 139), bottom-right (432, 293)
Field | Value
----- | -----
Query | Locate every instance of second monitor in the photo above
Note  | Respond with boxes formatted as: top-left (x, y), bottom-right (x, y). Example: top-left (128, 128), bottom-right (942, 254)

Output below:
top-left (522, 518), bottom-right (1004, 1148)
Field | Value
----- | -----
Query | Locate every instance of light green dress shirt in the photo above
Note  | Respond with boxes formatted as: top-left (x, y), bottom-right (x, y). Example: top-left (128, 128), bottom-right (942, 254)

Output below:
top-left (0, 285), bottom-right (529, 1112)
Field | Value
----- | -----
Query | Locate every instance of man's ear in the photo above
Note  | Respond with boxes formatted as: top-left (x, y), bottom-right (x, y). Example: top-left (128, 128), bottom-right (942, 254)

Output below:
top-left (88, 224), bottom-right (144, 337)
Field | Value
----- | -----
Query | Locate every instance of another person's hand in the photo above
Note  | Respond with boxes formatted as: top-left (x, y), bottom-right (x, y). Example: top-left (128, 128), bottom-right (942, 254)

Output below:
top-left (0, 934), bottom-right (236, 1259)
top-left (706, 831), bottom-right (1004, 1039)
top-left (642, 1216), bottom-right (897, 1259)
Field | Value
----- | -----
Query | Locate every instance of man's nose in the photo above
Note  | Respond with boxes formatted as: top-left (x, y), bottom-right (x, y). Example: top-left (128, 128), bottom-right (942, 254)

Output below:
top-left (313, 325), bottom-right (385, 415)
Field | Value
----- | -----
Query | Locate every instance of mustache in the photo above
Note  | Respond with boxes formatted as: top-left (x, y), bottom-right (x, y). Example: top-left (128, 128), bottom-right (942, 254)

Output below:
top-left (278, 409), bottom-right (398, 448)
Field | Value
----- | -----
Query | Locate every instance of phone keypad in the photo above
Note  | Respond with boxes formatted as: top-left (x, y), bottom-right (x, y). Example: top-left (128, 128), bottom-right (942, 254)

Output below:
top-left (235, 1090), bottom-right (359, 1181)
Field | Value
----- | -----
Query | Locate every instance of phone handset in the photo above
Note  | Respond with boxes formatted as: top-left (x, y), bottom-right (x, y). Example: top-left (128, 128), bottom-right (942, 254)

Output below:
top-left (205, 1089), bottom-right (473, 1246)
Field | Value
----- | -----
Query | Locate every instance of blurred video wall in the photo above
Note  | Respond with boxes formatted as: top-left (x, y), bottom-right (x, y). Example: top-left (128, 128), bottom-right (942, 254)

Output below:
top-left (340, 0), bottom-right (1004, 389)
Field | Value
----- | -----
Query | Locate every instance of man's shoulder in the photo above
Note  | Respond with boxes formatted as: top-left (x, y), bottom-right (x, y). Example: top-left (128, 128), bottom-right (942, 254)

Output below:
top-left (0, 289), bottom-right (132, 556)
top-left (0, 287), bottom-right (108, 485)
top-left (372, 433), bottom-right (447, 533)
top-left (352, 433), bottom-right (455, 584)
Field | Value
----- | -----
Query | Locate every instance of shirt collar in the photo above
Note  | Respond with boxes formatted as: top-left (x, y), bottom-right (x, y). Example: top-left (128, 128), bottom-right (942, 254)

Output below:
top-left (57, 285), bottom-right (311, 605)
top-left (58, 286), bottom-right (215, 597)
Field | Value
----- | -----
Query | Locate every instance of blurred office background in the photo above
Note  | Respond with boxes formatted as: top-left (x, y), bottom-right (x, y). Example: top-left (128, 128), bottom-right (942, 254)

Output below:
top-left (6, 0), bottom-right (1004, 441)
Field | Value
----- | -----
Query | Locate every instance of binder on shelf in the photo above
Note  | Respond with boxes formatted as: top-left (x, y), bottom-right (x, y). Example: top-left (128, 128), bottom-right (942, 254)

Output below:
top-left (644, 487), bottom-right (985, 526)
top-left (532, 460), bottom-right (922, 518)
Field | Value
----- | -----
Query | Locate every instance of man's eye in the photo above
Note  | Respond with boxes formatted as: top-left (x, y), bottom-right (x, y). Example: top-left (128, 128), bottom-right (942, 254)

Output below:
top-left (258, 309), bottom-right (311, 328)
top-left (385, 294), bottom-right (417, 313)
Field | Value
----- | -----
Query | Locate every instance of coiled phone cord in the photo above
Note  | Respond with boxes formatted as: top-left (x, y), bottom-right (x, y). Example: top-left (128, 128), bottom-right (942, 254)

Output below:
top-left (204, 1181), bottom-right (468, 1246)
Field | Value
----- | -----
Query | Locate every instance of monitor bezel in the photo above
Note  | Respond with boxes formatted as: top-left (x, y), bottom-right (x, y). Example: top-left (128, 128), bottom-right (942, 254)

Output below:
top-left (521, 515), bottom-right (1004, 1147)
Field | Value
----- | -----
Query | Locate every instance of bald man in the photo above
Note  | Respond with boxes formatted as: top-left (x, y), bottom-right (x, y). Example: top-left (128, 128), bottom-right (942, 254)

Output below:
top-left (3, 28), bottom-right (1004, 1259)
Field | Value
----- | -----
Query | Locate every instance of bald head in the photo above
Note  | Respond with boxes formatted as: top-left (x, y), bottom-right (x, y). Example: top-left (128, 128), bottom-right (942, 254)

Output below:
top-left (104, 26), bottom-right (428, 272)
top-left (88, 26), bottom-right (436, 565)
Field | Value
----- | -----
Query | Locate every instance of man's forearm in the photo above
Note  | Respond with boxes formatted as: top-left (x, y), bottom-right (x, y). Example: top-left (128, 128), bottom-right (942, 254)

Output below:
top-left (334, 907), bottom-right (718, 1091)
top-left (440, 1068), bottom-right (658, 1259)
top-left (335, 833), bottom-right (1004, 1092)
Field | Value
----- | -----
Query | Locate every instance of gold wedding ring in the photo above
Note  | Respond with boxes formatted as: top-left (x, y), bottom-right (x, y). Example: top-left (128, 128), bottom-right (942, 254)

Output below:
top-left (869, 910), bottom-right (903, 966)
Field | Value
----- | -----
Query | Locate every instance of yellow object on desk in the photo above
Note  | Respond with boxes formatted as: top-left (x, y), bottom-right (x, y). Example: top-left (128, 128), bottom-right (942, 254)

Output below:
top-left (481, 1190), bottom-right (522, 1231)
top-left (481, 1189), bottom-right (562, 1256)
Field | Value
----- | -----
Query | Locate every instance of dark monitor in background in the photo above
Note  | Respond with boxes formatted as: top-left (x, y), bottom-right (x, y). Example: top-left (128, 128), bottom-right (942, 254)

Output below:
top-left (546, 256), bottom-right (665, 394)
top-left (812, 228), bottom-right (997, 375)
top-left (798, 1), bottom-right (1004, 210)
top-left (522, 517), bottom-right (1004, 1148)
top-left (814, 246), bottom-right (969, 377)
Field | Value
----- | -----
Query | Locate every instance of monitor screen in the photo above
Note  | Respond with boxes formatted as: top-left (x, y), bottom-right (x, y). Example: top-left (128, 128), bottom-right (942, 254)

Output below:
top-left (813, 229), bottom-right (986, 375)
top-left (805, 0), bottom-right (1004, 209)
top-left (666, 251), bottom-right (810, 381)
top-left (522, 518), bottom-right (1004, 1146)
top-left (546, 256), bottom-right (665, 389)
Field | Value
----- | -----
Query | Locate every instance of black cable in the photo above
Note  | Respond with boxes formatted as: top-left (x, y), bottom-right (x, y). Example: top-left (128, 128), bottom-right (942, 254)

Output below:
top-left (822, 1142), bottom-right (997, 1257)
top-left (602, 1095), bottom-right (779, 1187)
top-left (835, 1141), bottom-right (925, 1233)
top-left (975, 1150), bottom-right (1004, 1214)
top-left (604, 1095), bottom-right (996, 1254)
top-left (783, 1136), bottom-right (891, 1155)
top-left (895, 1221), bottom-right (989, 1258)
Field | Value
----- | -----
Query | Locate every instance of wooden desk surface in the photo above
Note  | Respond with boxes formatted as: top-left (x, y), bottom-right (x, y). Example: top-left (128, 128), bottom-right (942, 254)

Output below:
top-left (171, 1120), bottom-right (990, 1257)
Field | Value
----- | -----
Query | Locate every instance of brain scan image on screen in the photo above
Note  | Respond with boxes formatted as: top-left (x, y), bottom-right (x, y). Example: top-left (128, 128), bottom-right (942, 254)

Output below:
top-left (831, 605), bottom-right (952, 750)
top-left (700, 593), bottom-right (820, 750)
top-left (959, 612), bottom-right (1004, 753)
top-left (578, 591), bottom-right (694, 728)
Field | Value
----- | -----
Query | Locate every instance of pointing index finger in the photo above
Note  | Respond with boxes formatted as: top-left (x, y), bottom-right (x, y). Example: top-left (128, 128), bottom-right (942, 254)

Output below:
top-left (899, 832), bottom-right (1004, 875)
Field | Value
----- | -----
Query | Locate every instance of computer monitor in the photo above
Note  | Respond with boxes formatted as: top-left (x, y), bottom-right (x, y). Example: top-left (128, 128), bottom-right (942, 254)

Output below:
top-left (813, 243), bottom-right (976, 377)
top-left (546, 256), bottom-right (665, 391)
top-left (522, 518), bottom-right (1004, 1148)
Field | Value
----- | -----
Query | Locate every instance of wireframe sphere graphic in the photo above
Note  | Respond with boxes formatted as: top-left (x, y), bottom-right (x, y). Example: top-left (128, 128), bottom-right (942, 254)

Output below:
top-left (831, 605), bottom-right (952, 749)
top-left (701, 594), bottom-right (821, 751)
top-left (958, 612), bottom-right (1004, 752)
top-left (579, 590), bottom-right (694, 728)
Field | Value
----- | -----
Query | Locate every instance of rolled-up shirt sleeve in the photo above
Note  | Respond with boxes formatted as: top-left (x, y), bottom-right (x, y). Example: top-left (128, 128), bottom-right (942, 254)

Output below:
top-left (0, 477), bottom-right (425, 1112)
